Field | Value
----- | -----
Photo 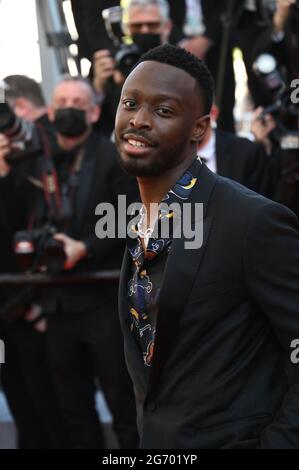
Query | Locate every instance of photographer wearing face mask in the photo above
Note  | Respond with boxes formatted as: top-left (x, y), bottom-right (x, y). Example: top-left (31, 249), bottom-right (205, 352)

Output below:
top-left (0, 76), bottom-right (139, 449)
top-left (249, 1), bottom-right (299, 217)
top-left (91, 0), bottom-right (172, 138)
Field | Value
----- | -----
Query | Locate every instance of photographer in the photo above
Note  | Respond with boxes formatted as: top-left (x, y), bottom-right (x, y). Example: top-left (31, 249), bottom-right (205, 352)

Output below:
top-left (91, 0), bottom-right (172, 137)
top-left (0, 76), bottom-right (139, 449)
top-left (0, 75), bottom-right (50, 175)
top-left (253, 0), bottom-right (299, 81)
top-left (0, 75), bottom-right (68, 449)
top-left (249, 1), bottom-right (299, 217)
top-left (251, 103), bottom-right (299, 217)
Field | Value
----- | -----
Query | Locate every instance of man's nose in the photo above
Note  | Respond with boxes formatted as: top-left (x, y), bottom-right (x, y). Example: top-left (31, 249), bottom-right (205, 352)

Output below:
top-left (129, 107), bottom-right (152, 129)
top-left (140, 24), bottom-right (150, 34)
top-left (64, 101), bottom-right (74, 108)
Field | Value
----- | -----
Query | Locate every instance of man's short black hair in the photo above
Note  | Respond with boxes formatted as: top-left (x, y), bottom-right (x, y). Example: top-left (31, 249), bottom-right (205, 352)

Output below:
top-left (136, 44), bottom-right (214, 115)
top-left (4, 75), bottom-right (46, 108)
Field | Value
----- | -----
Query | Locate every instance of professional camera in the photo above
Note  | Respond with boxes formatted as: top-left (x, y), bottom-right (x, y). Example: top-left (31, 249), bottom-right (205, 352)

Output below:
top-left (253, 53), bottom-right (299, 149)
top-left (0, 102), bottom-right (33, 143)
top-left (0, 89), bottom-right (42, 165)
top-left (14, 225), bottom-right (66, 274)
top-left (254, 53), bottom-right (299, 216)
top-left (102, 6), bottom-right (161, 77)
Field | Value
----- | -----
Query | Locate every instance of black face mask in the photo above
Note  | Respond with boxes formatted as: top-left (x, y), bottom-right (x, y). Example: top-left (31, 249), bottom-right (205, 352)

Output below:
top-left (53, 107), bottom-right (88, 138)
top-left (132, 33), bottom-right (162, 53)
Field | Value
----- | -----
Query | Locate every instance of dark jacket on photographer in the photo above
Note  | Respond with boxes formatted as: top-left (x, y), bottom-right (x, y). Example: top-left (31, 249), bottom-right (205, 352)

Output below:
top-left (251, 5), bottom-right (299, 218)
top-left (252, 4), bottom-right (299, 84)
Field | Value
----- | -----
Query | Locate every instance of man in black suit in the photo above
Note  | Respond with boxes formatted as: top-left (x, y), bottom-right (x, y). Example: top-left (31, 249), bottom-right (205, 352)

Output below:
top-left (254, 0), bottom-right (299, 80)
top-left (115, 44), bottom-right (299, 449)
top-left (0, 77), bottom-right (139, 449)
top-left (197, 105), bottom-right (274, 198)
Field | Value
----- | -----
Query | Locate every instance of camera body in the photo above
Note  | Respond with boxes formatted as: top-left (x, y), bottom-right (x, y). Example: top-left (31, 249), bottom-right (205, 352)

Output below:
top-left (101, 6), bottom-right (161, 78)
top-left (0, 102), bottom-right (42, 165)
top-left (14, 225), bottom-right (66, 274)
top-left (253, 54), bottom-right (299, 148)
top-left (102, 6), bottom-right (142, 77)
top-left (0, 102), bottom-right (32, 143)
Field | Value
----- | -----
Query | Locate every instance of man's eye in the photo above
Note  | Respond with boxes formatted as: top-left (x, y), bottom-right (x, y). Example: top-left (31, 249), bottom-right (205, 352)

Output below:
top-left (123, 100), bottom-right (136, 109)
top-left (156, 107), bottom-right (172, 116)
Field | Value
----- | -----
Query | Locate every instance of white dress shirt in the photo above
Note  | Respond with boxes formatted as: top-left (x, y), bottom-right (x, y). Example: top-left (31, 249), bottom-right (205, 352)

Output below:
top-left (184, 0), bottom-right (205, 36)
top-left (198, 129), bottom-right (217, 174)
top-left (244, 0), bottom-right (257, 11)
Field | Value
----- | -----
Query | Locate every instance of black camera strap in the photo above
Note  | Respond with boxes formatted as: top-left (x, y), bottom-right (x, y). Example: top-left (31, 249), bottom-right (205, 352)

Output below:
top-left (33, 124), bottom-right (85, 230)
top-left (60, 146), bottom-right (85, 230)
top-left (26, 122), bottom-right (86, 236)
top-left (38, 127), bottom-right (63, 223)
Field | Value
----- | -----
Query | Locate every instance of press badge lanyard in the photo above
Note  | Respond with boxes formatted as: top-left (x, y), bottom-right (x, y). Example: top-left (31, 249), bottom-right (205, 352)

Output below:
top-left (28, 126), bottom-right (85, 230)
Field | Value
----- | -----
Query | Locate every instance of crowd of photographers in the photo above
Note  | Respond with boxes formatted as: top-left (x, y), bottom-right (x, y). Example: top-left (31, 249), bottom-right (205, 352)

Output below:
top-left (0, 0), bottom-right (298, 449)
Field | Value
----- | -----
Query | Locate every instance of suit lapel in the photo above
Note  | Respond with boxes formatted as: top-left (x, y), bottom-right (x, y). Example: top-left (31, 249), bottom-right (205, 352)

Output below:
top-left (148, 165), bottom-right (218, 391)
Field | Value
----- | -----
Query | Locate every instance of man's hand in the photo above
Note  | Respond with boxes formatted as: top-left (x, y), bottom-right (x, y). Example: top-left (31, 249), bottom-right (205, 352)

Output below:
top-left (180, 36), bottom-right (212, 59)
top-left (54, 234), bottom-right (87, 270)
top-left (251, 107), bottom-right (277, 155)
top-left (273, 0), bottom-right (296, 34)
top-left (92, 49), bottom-right (116, 94)
top-left (0, 134), bottom-right (12, 176)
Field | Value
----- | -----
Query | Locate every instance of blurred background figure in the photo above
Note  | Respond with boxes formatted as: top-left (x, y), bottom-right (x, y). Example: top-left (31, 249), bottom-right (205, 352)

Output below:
top-left (249, 0), bottom-right (299, 216)
top-left (89, 0), bottom-right (173, 137)
top-left (0, 75), bottom-right (67, 449)
top-left (3, 75), bottom-right (48, 124)
top-left (70, 0), bottom-right (119, 61)
top-left (198, 103), bottom-right (274, 197)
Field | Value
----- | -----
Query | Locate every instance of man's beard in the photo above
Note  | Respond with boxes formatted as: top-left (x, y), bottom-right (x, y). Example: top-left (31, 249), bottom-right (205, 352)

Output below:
top-left (116, 140), bottom-right (190, 178)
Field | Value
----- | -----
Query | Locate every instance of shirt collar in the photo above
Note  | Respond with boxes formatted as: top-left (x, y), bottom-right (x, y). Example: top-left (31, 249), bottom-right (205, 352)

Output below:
top-left (127, 156), bottom-right (202, 254)
top-left (198, 129), bottom-right (216, 163)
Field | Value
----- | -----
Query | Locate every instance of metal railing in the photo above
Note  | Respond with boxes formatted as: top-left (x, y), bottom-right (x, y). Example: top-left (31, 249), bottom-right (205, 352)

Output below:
top-left (0, 271), bottom-right (121, 286)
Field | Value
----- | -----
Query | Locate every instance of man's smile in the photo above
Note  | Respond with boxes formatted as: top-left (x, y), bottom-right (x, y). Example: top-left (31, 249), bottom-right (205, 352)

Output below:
top-left (122, 132), bottom-right (156, 156)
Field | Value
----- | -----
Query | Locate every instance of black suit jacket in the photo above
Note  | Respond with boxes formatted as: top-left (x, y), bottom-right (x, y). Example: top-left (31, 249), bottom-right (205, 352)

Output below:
top-left (215, 129), bottom-right (274, 197)
top-left (119, 164), bottom-right (299, 449)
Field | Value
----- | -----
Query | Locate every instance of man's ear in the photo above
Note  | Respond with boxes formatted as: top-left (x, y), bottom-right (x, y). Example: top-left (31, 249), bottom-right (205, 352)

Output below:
top-left (13, 97), bottom-right (29, 118)
top-left (191, 115), bottom-right (210, 144)
top-left (163, 19), bottom-right (173, 43)
top-left (90, 104), bottom-right (101, 124)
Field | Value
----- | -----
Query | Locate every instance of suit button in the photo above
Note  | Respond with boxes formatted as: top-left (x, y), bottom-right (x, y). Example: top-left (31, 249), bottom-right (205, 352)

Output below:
top-left (145, 401), bottom-right (157, 412)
